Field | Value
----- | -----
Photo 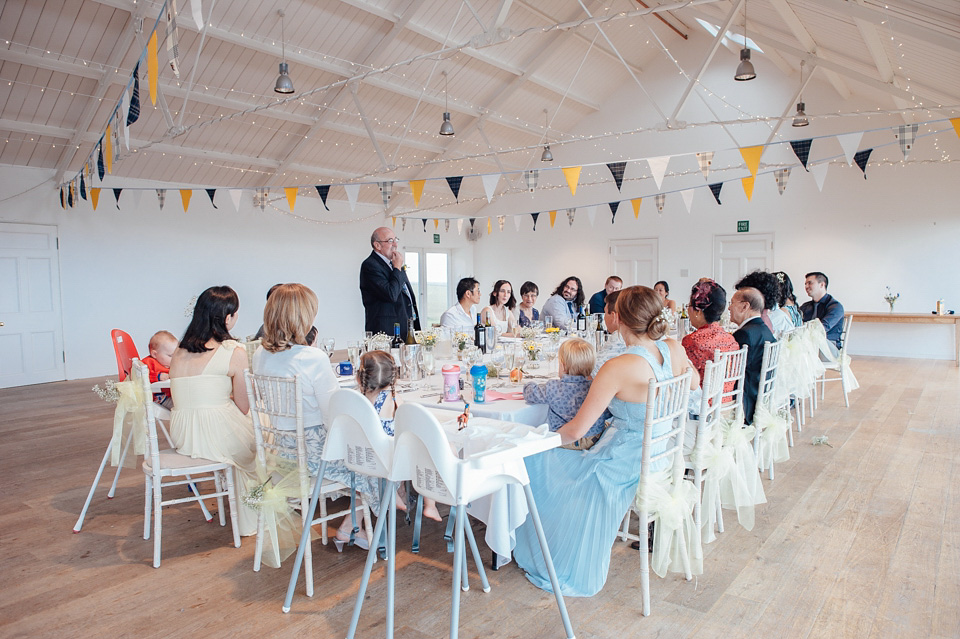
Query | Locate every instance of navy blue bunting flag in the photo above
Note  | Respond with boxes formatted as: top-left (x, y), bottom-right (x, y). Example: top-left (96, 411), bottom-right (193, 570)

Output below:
top-left (60, 187), bottom-right (66, 209)
top-left (608, 201), bottom-right (620, 222)
top-left (790, 139), bottom-right (812, 171)
top-left (67, 184), bottom-right (74, 208)
top-left (531, 212), bottom-right (540, 230)
top-left (709, 182), bottom-right (723, 205)
top-left (79, 173), bottom-right (87, 200)
top-left (469, 217), bottom-right (476, 230)
top-left (854, 149), bottom-right (873, 178)
top-left (446, 176), bottom-right (463, 201)
top-left (315, 185), bottom-right (330, 210)
top-left (127, 62), bottom-right (141, 126)
top-left (97, 143), bottom-right (105, 180)
top-left (421, 219), bottom-right (428, 231)
top-left (206, 189), bottom-right (217, 208)
top-left (606, 162), bottom-right (627, 191)
top-left (113, 188), bottom-right (122, 208)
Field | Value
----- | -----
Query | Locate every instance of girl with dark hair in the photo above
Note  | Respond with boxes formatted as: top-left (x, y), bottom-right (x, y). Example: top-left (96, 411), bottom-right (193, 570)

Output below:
top-left (512, 286), bottom-right (699, 596)
top-left (681, 279), bottom-right (739, 382)
top-left (481, 279), bottom-right (518, 336)
top-left (170, 285), bottom-right (258, 537)
top-left (654, 280), bottom-right (677, 313)
top-left (735, 270), bottom-right (790, 335)
top-left (774, 271), bottom-right (803, 328)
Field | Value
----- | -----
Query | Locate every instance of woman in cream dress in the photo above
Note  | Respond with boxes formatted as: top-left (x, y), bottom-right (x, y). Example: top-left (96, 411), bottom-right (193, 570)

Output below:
top-left (170, 285), bottom-right (258, 537)
top-left (480, 279), bottom-right (518, 336)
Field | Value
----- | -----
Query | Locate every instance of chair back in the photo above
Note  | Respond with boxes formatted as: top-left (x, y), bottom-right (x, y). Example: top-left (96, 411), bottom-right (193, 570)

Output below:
top-left (838, 314), bottom-right (853, 356)
top-left (639, 370), bottom-right (693, 488)
top-left (692, 359), bottom-right (725, 454)
top-left (112, 329), bottom-right (139, 381)
top-left (325, 388), bottom-right (396, 480)
top-left (756, 340), bottom-right (784, 413)
top-left (243, 339), bottom-right (261, 371)
top-left (715, 345), bottom-right (748, 423)
top-left (244, 372), bottom-right (306, 479)
top-left (132, 359), bottom-right (162, 477)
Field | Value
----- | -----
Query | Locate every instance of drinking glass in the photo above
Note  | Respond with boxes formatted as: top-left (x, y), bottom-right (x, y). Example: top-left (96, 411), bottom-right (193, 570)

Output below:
top-left (347, 341), bottom-right (360, 368)
top-left (321, 337), bottom-right (336, 359)
top-left (544, 315), bottom-right (553, 329)
top-left (503, 344), bottom-right (516, 372)
top-left (490, 345), bottom-right (505, 377)
top-left (419, 347), bottom-right (436, 376)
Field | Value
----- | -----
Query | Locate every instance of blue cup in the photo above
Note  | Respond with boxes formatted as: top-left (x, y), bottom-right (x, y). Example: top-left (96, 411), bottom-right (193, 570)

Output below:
top-left (336, 361), bottom-right (353, 376)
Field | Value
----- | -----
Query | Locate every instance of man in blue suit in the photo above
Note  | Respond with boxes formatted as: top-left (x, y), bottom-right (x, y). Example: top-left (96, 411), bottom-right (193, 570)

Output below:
top-left (359, 226), bottom-right (420, 340)
top-left (730, 287), bottom-right (776, 425)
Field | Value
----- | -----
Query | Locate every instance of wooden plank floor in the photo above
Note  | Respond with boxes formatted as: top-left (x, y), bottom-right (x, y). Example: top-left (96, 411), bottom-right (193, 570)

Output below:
top-left (1, 357), bottom-right (957, 639)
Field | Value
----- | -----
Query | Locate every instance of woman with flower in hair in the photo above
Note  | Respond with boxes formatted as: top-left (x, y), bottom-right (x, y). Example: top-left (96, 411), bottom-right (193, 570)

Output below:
top-left (773, 271), bottom-right (803, 328)
top-left (681, 279), bottom-right (740, 383)
top-left (511, 286), bottom-right (698, 597)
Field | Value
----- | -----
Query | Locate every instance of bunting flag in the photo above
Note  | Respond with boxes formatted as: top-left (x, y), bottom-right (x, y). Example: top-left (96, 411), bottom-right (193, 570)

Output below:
top-left (401, 218), bottom-right (407, 231)
top-left (380, 181), bottom-right (392, 208)
top-left (562, 166), bottom-right (581, 196)
top-left (157, 189), bottom-right (166, 209)
top-left (680, 188), bottom-right (695, 213)
top-left (445, 176), bottom-right (463, 201)
top-left (606, 162), bottom-right (627, 191)
top-left (790, 139), bottom-right (812, 170)
top-left (112, 188), bottom-right (122, 208)
top-left (68, 183), bottom-right (74, 208)
top-left (180, 189), bottom-right (192, 212)
top-left (434, 219), bottom-right (439, 229)
top-left (549, 210), bottom-right (557, 228)
top-left (127, 62), bottom-right (141, 126)
top-left (91, 188), bottom-right (100, 210)
top-left (206, 189), bottom-right (218, 209)
top-left (709, 182), bottom-right (723, 205)
top-left (631, 198), bottom-right (642, 218)
top-left (655, 193), bottom-right (665, 212)
top-left (811, 163), bottom-right (829, 192)
top-left (60, 186), bottom-right (66, 209)
top-left (836, 131), bottom-right (863, 166)
top-left (79, 173), bottom-right (87, 200)
top-left (647, 156), bottom-right (670, 190)
top-left (952, 118), bottom-right (960, 139)
top-left (147, 30), bottom-right (158, 106)
top-left (165, 0), bottom-right (181, 78)
top-left (482, 173), bottom-right (500, 202)
top-left (469, 217), bottom-right (476, 230)
top-left (742, 176), bottom-right (755, 201)
top-left (608, 201), bottom-right (620, 223)
top-left (315, 185), bottom-right (330, 210)
top-left (257, 188), bottom-right (268, 211)
top-left (97, 143), bottom-right (105, 180)
top-left (344, 184), bottom-right (359, 211)
top-left (457, 219), bottom-right (464, 235)
top-left (567, 208), bottom-right (576, 226)
top-left (774, 168), bottom-right (791, 195)
top-left (410, 179), bottom-right (425, 207)
top-left (190, 0), bottom-right (204, 29)
top-left (531, 212), bottom-right (540, 230)
top-left (498, 215), bottom-right (505, 232)
top-left (85, 162), bottom-right (93, 191)
top-left (444, 219), bottom-right (450, 232)
top-left (513, 215), bottom-right (522, 232)
top-left (696, 152), bottom-right (714, 181)
top-left (487, 218), bottom-right (492, 235)
top-left (525, 170), bottom-right (538, 192)
top-left (739, 145), bottom-right (764, 178)
top-left (285, 187), bottom-right (297, 211)
top-left (584, 205), bottom-right (596, 227)
top-left (229, 189), bottom-right (243, 212)
top-left (421, 219), bottom-right (428, 232)
top-left (897, 124), bottom-right (918, 159)
top-left (104, 132), bottom-right (112, 174)
top-left (120, 90), bottom-right (130, 150)
top-left (854, 149), bottom-right (873, 178)
top-left (391, 216), bottom-right (396, 228)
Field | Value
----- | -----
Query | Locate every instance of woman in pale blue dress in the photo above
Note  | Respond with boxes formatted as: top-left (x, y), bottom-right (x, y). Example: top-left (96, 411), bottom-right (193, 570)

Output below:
top-left (512, 286), bottom-right (699, 597)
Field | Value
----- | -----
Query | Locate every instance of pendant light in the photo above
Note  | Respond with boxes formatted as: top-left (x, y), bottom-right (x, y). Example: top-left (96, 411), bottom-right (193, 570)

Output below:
top-left (540, 109), bottom-right (553, 162)
top-left (438, 71), bottom-right (454, 136)
top-left (274, 10), bottom-right (295, 94)
top-left (734, 1), bottom-right (757, 81)
top-left (792, 60), bottom-right (810, 127)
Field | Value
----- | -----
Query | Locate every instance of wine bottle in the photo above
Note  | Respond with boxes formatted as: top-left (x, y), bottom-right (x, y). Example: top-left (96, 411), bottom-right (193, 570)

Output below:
top-left (576, 305), bottom-right (586, 332)
top-left (405, 318), bottom-right (417, 345)
top-left (391, 323), bottom-right (403, 364)
top-left (474, 313), bottom-right (487, 354)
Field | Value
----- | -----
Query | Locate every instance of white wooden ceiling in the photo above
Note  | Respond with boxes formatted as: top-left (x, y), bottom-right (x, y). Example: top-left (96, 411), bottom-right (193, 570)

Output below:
top-left (1, 0), bottom-right (958, 215)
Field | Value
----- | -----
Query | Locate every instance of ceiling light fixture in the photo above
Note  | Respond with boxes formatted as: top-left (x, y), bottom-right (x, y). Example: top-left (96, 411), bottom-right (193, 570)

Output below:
top-left (540, 108), bottom-right (553, 162)
top-left (439, 71), bottom-right (454, 136)
top-left (274, 10), bottom-right (294, 94)
top-left (734, 1), bottom-right (756, 81)
top-left (792, 60), bottom-right (810, 127)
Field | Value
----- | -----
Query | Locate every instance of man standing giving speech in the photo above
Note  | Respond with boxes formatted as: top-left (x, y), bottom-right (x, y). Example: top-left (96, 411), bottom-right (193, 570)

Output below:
top-left (359, 227), bottom-right (421, 340)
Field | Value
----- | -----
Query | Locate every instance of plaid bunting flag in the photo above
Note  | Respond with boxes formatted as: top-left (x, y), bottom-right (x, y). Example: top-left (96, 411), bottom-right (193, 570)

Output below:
top-left (421, 219), bottom-right (428, 232)
top-left (127, 67), bottom-right (140, 125)
top-left (67, 182), bottom-right (74, 208)
top-left (113, 188), bottom-right (122, 208)
top-left (606, 162), bottom-right (627, 191)
top-left (790, 139), bottom-right (812, 171)
top-left (530, 212), bottom-right (540, 230)
top-left (401, 218), bottom-right (407, 231)
top-left (315, 185), bottom-right (330, 210)
top-left (897, 124), bottom-right (918, 159)
top-left (469, 217), bottom-right (476, 230)
top-left (380, 181), bottom-right (393, 208)
top-left (206, 189), bottom-right (218, 208)
top-left (655, 193), bottom-right (665, 212)
top-left (445, 176), bottom-right (463, 201)
top-left (157, 189), bottom-right (166, 209)
top-left (709, 182), bottom-right (723, 205)
top-left (525, 170), bottom-right (538, 193)
top-left (774, 168), bottom-right (791, 195)
top-left (854, 149), bottom-right (873, 179)
top-left (79, 172), bottom-right (87, 200)
top-left (97, 143), bottom-right (105, 180)
top-left (567, 208), bottom-right (576, 226)
top-left (696, 152), bottom-right (714, 181)
top-left (608, 201), bottom-right (620, 223)
top-left (444, 219), bottom-right (450, 232)
top-left (498, 215), bottom-right (505, 231)
top-left (165, 0), bottom-right (181, 77)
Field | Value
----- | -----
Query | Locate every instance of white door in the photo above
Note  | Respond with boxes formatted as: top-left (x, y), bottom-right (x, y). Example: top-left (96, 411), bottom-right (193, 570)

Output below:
top-left (713, 233), bottom-right (774, 294)
top-left (0, 223), bottom-right (65, 388)
top-left (610, 238), bottom-right (658, 287)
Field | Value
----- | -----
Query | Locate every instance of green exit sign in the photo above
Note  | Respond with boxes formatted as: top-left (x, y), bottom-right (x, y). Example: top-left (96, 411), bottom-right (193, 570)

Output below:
top-left (737, 220), bottom-right (750, 232)
top-left (433, 233), bottom-right (440, 244)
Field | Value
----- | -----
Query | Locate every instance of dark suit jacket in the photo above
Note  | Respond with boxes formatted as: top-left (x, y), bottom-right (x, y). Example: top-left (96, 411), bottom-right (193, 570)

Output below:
top-left (359, 251), bottom-right (421, 339)
top-left (800, 293), bottom-right (844, 347)
top-left (734, 316), bottom-right (776, 425)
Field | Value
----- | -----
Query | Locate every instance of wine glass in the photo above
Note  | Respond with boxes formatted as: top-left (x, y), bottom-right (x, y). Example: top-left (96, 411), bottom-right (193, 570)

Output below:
top-left (490, 345), bottom-right (505, 378)
top-left (347, 341), bottom-right (361, 368)
top-left (320, 337), bottom-right (336, 359)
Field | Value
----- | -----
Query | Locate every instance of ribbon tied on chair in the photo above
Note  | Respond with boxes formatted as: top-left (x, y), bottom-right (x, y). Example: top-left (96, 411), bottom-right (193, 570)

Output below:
top-left (691, 436), bottom-right (736, 544)
top-left (244, 454), bottom-right (309, 569)
top-left (718, 417), bottom-right (766, 530)
top-left (754, 405), bottom-right (791, 471)
top-left (635, 470), bottom-right (703, 578)
top-left (837, 353), bottom-right (860, 392)
top-left (110, 379), bottom-right (147, 467)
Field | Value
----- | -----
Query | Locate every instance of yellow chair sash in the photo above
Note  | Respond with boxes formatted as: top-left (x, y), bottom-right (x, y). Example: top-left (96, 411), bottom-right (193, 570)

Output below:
top-left (110, 379), bottom-right (146, 467)
top-left (754, 405), bottom-right (791, 469)
top-left (718, 417), bottom-right (766, 531)
top-left (243, 454), bottom-right (312, 569)
top-left (635, 470), bottom-right (703, 578)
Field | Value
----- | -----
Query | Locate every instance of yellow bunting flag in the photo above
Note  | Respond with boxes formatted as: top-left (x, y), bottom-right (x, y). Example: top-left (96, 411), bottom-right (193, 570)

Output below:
top-left (391, 216), bottom-right (396, 227)
top-left (91, 187), bottom-right (100, 210)
top-left (104, 133), bottom-right (112, 174)
top-left (434, 219), bottom-right (439, 229)
top-left (952, 118), bottom-right (960, 139)
top-left (631, 198), bottom-right (642, 218)
top-left (410, 179), bottom-right (425, 207)
top-left (487, 218), bottom-right (492, 234)
top-left (180, 189), bottom-right (192, 212)
top-left (739, 145), bottom-right (764, 178)
top-left (147, 30), bottom-right (158, 106)
top-left (285, 187), bottom-right (297, 212)
top-left (741, 176), bottom-right (755, 201)
top-left (549, 210), bottom-right (557, 228)
top-left (562, 166), bottom-right (581, 196)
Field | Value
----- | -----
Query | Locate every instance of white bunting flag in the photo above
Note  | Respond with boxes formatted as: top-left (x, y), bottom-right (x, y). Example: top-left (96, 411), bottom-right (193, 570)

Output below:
top-left (457, 218), bottom-right (464, 235)
top-left (811, 163), bottom-right (830, 192)
top-left (121, 89), bottom-right (131, 149)
top-left (191, 0), bottom-right (204, 29)
top-left (680, 188), bottom-right (695, 213)
top-left (344, 184), bottom-right (360, 212)
top-left (229, 189), bottom-right (243, 212)
top-left (584, 205), bottom-right (597, 227)
top-left (836, 132), bottom-right (863, 166)
top-left (481, 173), bottom-right (501, 203)
top-left (647, 156), bottom-right (671, 190)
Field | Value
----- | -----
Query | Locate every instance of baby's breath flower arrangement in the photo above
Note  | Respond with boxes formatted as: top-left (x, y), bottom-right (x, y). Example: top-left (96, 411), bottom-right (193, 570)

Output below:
top-left (454, 332), bottom-right (471, 351)
top-left (241, 478), bottom-right (271, 511)
top-left (883, 287), bottom-right (899, 312)
top-left (416, 329), bottom-right (438, 348)
top-left (517, 326), bottom-right (537, 340)
top-left (92, 379), bottom-right (121, 403)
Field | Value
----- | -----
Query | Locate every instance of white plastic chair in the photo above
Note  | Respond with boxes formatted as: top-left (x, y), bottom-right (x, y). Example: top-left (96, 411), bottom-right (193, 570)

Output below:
top-left (818, 314), bottom-right (856, 407)
top-left (684, 359), bottom-right (727, 543)
top-left (378, 402), bottom-right (575, 639)
top-left (136, 360), bottom-right (241, 567)
top-left (245, 374), bottom-right (372, 598)
top-left (620, 370), bottom-right (695, 616)
top-left (754, 341), bottom-right (789, 480)
top-left (281, 388), bottom-right (388, 616)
